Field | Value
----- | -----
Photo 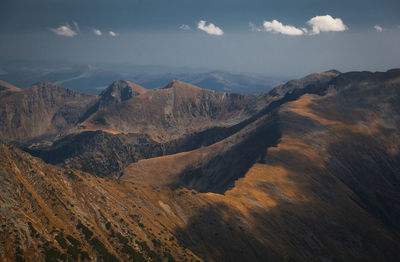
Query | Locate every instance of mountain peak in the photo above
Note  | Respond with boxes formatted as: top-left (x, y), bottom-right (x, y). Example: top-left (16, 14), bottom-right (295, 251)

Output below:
top-left (99, 80), bottom-right (146, 107)
top-left (163, 80), bottom-right (201, 90)
top-left (109, 80), bottom-right (147, 94)
top-left (28, 81), bottom-right (67, 90)
top-left (323, 69), bottom-right (341, 75)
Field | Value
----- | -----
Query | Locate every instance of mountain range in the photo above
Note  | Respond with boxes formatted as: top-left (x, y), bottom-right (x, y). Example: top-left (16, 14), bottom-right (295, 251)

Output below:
top-left (0, 69), bottom-right (399, 261)
top-left (0, 63), bottom-right (285, 95)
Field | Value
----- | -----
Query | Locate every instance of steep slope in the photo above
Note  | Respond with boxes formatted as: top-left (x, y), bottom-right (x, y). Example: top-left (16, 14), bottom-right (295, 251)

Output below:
top-left (121, 69), bottom-right (400, 261)
top-left (0, 82), bottom-right (97, 142)
top-left (0, 143), bottom-right (204, 261)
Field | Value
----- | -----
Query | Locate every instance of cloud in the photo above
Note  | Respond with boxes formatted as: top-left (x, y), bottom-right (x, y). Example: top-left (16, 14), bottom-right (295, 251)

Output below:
top-left (197, 20), bottom-right (224, 36)
top-left (179, 24), bottom-right (192, 31)
top-left (254, 15), bottom-right (347, 36)
top-left (72, 20), bottom-right (80, 33)
top-left (249, 22), bottom-right (262, 32)
top-left (263, 20), bottom-right (306, 35)
top-left (109, 31), bottom-right (119, 37)
top-left (374, 25), bottom-right (383, 32)
top-left (50, 22), bottom-right (78, 37)
top-left (93, 29), bottom-right (102, 36)
top-left (307, 15), bottom-right (347, 35)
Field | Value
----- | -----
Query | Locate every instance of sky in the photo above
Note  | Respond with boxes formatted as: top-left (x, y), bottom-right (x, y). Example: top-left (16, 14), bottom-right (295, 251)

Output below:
top-left (0, 0), bottom-right (399, 77)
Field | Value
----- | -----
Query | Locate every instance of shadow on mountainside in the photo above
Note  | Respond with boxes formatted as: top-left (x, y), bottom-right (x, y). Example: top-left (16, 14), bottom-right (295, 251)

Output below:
top-left (173, 130), bottom-right (400, 262)
top-left (171, 112), bottom-right (282, 194)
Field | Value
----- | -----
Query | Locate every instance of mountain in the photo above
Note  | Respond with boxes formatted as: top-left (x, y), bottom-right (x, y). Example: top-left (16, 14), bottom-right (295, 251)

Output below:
top-left (0, 82), bottom-right (97, 142)
top-left (120, 68), bottom-right (400, 260)
top-left (80, 79), bottom-right (265, 141)
top-left (0, 63), bottom-right (285, 94)
top-left (0, 80), bottom-right (21, 97)
top-left (97, 80), bottom-right (147, 108)
top-left (1, 69), bottom-right (400, 261)
top-left (21, 72), bottom-right (339, 178)
top-left (139, 70), bottom-right (284, 94)
top-left (0, 144), bottom-right (199, 262)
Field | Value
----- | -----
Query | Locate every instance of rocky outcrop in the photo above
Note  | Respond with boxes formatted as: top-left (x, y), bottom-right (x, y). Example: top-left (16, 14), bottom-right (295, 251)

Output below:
top-left (98, 80), bottom-right (147, 108)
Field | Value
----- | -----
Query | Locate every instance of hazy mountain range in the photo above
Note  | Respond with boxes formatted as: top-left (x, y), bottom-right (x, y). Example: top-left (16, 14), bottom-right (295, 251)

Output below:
top-left (0, 62), bottom-right (286, 95)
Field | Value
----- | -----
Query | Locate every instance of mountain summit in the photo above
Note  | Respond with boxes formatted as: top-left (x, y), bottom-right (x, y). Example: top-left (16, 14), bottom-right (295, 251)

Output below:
top-left (99, 80), bottom-right (147, 107)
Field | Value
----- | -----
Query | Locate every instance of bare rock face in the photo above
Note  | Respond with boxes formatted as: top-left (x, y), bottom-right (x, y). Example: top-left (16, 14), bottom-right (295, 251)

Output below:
top-left (0, 82), bottom-right (97, 142)
top-left (98, 80), bottom-right (147, 108)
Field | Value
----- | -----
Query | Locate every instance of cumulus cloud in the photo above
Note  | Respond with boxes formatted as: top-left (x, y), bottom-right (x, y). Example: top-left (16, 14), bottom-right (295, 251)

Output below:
top-left (252, 15), bottom-right (347, 36)
top-left (50, 22), bottom-right (79, 37)
top-left (179, 24), bottom-right (192, 31)
top-left (374, 25), bottom-right (383, 32)
top-left (109, 31), bottom-right (119, 37)
top-left (263, 20), bottom-right (306, 35)
top-left (307, 15), bottom-right (347, 35)
top-left (197, 20), bottom-right (224, 36)
top-left (93, 29), bottom-right (102, 36)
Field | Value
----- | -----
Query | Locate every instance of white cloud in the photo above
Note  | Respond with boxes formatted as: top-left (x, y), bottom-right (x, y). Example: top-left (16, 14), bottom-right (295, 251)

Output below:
top-left (263, 20), bottom-right (306, 35)
top-left (253, 15), bottom-right (347, 36)
top-left (307, 15), bottom-right (347, 35)
top-left (93, 29), bottom-right (102, 36)
top-left (109, 31), bottom-right (119, 37)
top-left (374, 25), bottom-right (383, 32)
top-left (50, 23), bottom-right (78, 37)
top-left (197, 20), bottom-right (224, 36)
top-left (179, 24), bottom-right (191, 31)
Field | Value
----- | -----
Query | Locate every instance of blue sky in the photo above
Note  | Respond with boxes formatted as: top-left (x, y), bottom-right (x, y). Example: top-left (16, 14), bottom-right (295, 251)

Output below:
top-left (0, 0), bottom-right (399, 77)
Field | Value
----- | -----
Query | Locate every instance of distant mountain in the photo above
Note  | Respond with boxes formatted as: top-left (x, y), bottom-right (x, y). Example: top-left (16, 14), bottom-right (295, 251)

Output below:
top-left (0, 80), bottom-right (21, 96)
top-left (0, 63), bottom-right (286, 94)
